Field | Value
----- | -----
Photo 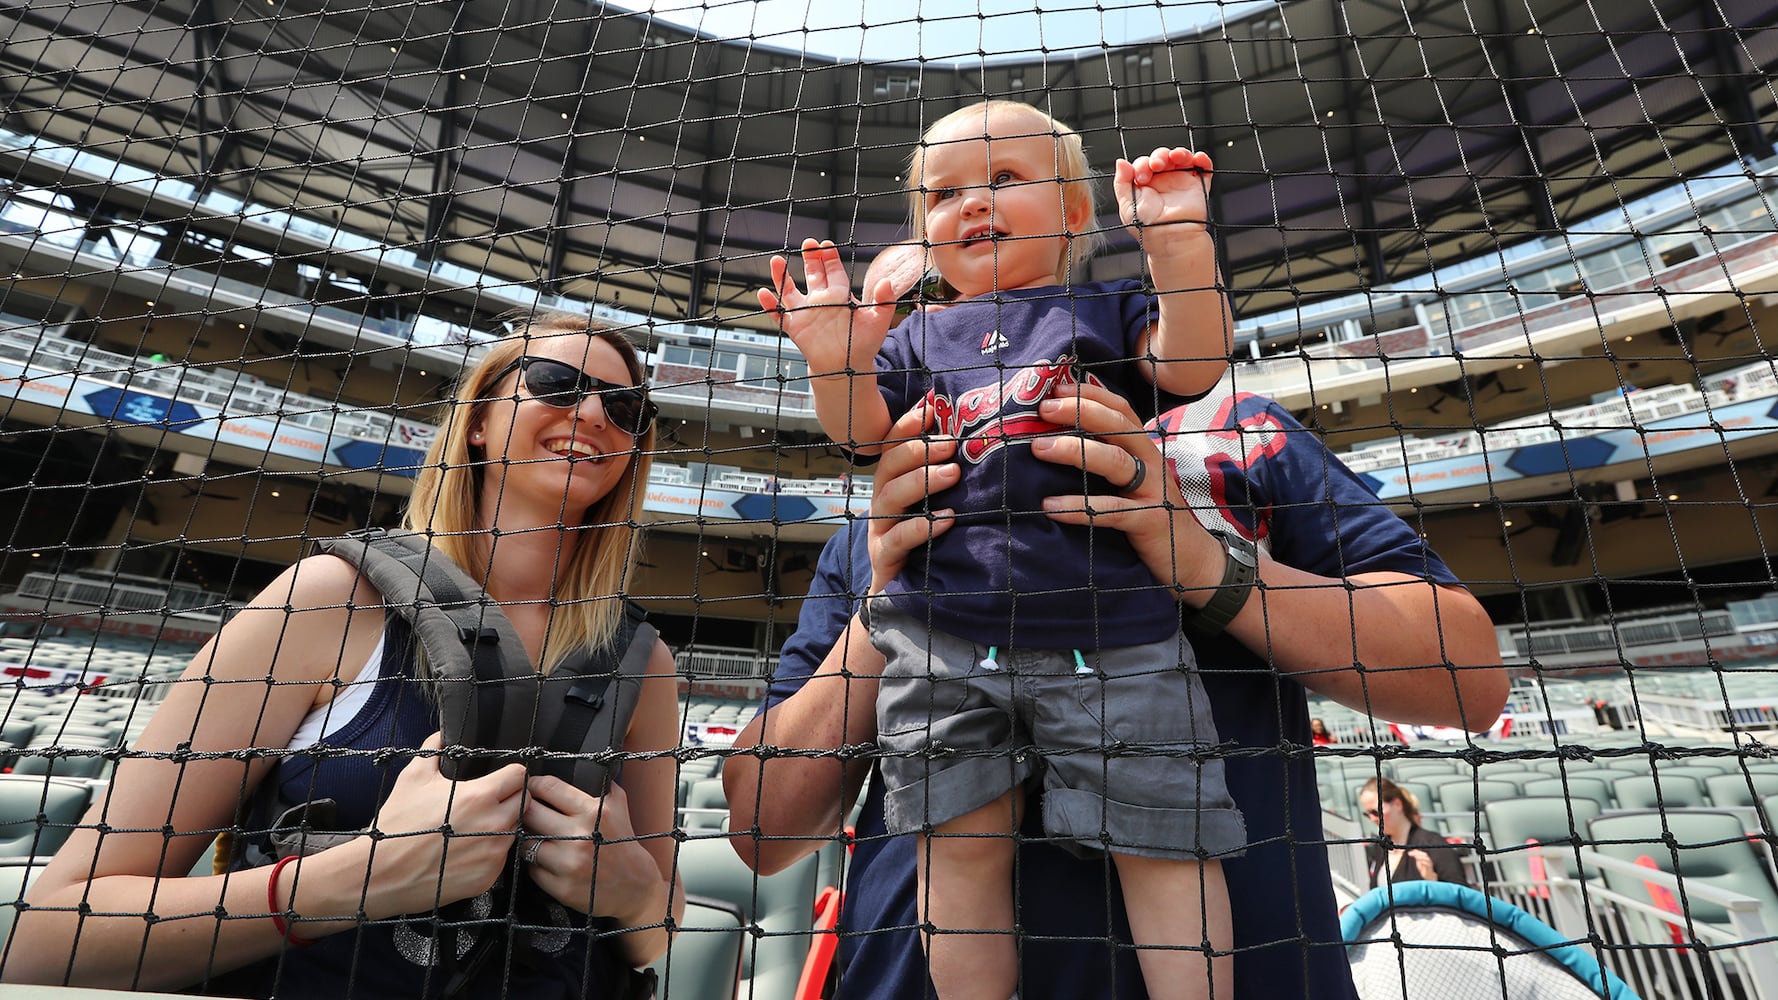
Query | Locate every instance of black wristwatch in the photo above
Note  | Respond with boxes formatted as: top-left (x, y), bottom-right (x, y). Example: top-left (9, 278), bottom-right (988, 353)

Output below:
top-left (1186, 530), bottom-right (1259, 636)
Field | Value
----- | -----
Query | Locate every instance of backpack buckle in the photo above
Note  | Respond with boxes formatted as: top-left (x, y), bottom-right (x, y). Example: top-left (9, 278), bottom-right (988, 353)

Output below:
top-left (458, 626), bottom-right (501, 645)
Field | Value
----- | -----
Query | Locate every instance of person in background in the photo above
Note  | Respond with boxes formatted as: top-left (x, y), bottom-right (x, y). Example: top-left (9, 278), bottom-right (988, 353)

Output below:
top-left (1311, 718), bottom-right (1337, 746)
top-left (1361, 776), bottom-right (1470, 888)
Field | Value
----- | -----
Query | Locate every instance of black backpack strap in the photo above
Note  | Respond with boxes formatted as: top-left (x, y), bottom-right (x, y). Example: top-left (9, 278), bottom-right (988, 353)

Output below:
top-left (545, 601), bottom-right (657, 792)
top-left (314, 528), bottom-right (534, 780)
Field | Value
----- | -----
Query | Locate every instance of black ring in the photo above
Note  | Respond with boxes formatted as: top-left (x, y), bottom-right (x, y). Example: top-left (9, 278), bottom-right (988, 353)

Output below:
top-left (1120, 457), bottom-right (1148, 493)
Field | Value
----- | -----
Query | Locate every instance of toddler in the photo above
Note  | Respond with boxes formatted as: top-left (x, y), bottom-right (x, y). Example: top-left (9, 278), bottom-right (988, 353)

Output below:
top-left (759, 99), bottom-right (1245, 1000)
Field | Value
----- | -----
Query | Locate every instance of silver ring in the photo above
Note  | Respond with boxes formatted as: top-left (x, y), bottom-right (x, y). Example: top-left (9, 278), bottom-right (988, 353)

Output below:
top-left (1120, 457), bottom-right (1148, 493)
top-left (523, 838), bottom-right (543, 865)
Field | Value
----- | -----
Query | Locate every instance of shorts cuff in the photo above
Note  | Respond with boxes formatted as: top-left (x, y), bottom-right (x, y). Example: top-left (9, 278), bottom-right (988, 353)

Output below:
top-left (881, 754), bottom-right (1032, 834)
top-left (1041, 787), bottom-right (1248, 861)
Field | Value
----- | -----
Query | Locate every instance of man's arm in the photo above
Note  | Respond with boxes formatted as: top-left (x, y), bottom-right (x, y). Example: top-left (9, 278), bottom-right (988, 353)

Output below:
top-left (1219, 565), bottom-right (1504, 730)
top-left (724, 615), bottom-right (883, 875)
top-left (1032, 382), bottom-right (1506, 731)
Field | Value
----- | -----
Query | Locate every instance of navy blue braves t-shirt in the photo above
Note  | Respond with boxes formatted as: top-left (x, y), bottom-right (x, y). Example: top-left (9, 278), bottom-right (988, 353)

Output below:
top-left (874, 280), bottom-right (1177, 649)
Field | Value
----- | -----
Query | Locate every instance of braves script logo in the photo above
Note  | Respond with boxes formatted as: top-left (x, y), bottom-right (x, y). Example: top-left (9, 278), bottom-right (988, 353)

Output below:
top-left (928, 355), bottom-right (1104, 463)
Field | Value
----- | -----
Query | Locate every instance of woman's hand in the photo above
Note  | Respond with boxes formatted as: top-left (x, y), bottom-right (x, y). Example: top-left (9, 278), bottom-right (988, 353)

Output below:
top-left (1030, 380), bottom-right (1225, 601)
top-left (521, 776), bottom-right (670, 928)
top-left (358, 732), bottom-right (527, 919)
top-left (1406, 849), bottom-right (1439, 881)
top-left (865, 400), bottom-right (960, 594)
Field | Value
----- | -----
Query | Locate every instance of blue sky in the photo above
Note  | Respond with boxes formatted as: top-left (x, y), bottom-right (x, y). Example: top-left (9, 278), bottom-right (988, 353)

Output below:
top-left (617, 0), bottom-right (1273, 63)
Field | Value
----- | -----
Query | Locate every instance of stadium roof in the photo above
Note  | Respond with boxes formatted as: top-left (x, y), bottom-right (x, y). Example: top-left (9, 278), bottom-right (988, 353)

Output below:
top-left (3, 0), bottom-right (1774, 335)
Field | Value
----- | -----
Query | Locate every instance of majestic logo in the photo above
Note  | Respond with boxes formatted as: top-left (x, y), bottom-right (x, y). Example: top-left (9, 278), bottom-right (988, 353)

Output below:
top-left (928, 355), bottom-right (1104, 463)
top-left (979, 329), bottom-right (1010, 354)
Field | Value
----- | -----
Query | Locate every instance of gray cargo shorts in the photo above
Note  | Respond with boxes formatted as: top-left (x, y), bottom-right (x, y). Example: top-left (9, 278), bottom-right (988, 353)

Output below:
top-left (867, 599), bottom-right (1246, 861)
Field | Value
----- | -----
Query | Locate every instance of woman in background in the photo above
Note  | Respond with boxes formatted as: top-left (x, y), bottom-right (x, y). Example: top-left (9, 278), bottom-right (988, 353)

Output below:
top-left (1361, 776), bottom-right (1470, 888)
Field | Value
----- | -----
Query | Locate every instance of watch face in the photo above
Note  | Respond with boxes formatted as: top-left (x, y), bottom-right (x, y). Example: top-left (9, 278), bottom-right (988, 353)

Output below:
top-left (1229, 533), bottom-right (1259, 569)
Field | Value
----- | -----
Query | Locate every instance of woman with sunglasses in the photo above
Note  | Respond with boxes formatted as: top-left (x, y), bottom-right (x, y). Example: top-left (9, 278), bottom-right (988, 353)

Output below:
top-left (10, 313), bottom-right (683, 999)
top-left (1359, 777), bottom-right (1470, 889)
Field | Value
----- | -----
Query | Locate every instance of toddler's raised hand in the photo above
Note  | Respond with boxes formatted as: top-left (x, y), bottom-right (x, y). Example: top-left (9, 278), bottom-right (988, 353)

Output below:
top-left (1115, 147), bottom-right (1215, 251)
top-left (759, 238), bottom-right (897, 379)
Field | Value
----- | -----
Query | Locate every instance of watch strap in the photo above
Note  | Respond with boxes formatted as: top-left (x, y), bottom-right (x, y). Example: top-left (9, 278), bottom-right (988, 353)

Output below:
top-left (1187, 530), bottom-right (1259, 636)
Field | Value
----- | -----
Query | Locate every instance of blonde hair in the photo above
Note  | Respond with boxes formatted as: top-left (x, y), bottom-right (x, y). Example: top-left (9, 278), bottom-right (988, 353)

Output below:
top-left (906, 100), bottom-right (1105, 272)
top-left (403, 311), bottom-right (656, 667)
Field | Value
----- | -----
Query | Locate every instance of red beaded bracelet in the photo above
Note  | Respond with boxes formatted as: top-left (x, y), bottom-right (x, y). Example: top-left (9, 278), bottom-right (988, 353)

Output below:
top-left (268, 854), bottom-right (316, 947)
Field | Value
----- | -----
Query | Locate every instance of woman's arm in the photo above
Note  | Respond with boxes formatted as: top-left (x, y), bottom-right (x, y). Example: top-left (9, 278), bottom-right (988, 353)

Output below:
top-left (8, 556), bottom-right (376, 987)
top-left (9, 557), bottom-right (528, 989)
top-left (523, 638), bottom-right (684, 967)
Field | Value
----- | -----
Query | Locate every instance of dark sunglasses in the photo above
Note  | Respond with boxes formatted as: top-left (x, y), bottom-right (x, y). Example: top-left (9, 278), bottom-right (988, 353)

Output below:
top-left (488, 355), bottom-right (657, 436)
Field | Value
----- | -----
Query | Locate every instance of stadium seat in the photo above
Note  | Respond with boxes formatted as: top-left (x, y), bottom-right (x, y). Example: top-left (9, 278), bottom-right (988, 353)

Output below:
top-left (1481, 796), bottom-right (1603, 884)
top-left (1705, 771), bottom-right (1778, 811)
top-left (9, 751), bottom-right (110, 781)
top-left (1438, 780), bottom-right (1520, 824)
top-left (1659, 757), bottom-right (1742, 777)
top-left (1390, 760), bottom-right (1464, 782)
top-left (651, 894), bottom-right (745, 1000)
top-left (1611, 774), bottom-right (1707, 812)
top-left (1654, 764), bottom-right (1736, 789)
top-left (0, 719), bottom-right (36, 748)
top-left (684, 778), bottom-right (729, 830)
top-left (0, 776), bottom-right (90, 860)
top-left (675, 836), bottom-right (823, 1000)
top-left (0, 859), bottom-right (47, 955)
top-left (1562, 767), bottom-right (1640, 788)
top-left (1587, 810), bottom-right (1778, 929)
top-left (1521, 777), bottom-right (1613, 814)
top-left (1469, 770), bottom-right (1544, 791)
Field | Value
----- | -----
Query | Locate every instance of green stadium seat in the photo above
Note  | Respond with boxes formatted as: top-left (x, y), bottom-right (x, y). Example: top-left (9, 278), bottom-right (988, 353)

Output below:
top-left (1706, 771), bottom-right (1778, 811)
top-left (1389, 759), bottom-right (1465, 781)
top-left (1520, 777), bottom-right (1613, 814)
top-left (8, 752), bottom-right (110, 781)
top-left (0, 720), bottom-right (35, 748)
top-left (1437, 779), bottom-right (1520, 818)
top-left (0, 776), bottom-right (90, 859)
top-left (1470, 770), bottom-right (1544, 790)
top-left (1656, 764), bottom-right (1737, 787)
top-left (1481, 795), bottom-right (1602, 884)
top-left (1434, 780), bottom-right (1520, 840)
top-left (683, 778), bottom-right (729, 830)
top-left (1561, 767), bottom-right (1640, 788)
top-left (1612, 774), bottom-right (1707, 812)
top-left (1669, 757), bottom-right (1744, 776)
top-left (675, 836), bottom-right (823, 1000)
top-left (1587, 810), bottom-right (1778, 929)
top-left (651, 894), bottom-right (744, 1000)
top-left (0, 860), bottom-right (46, 956)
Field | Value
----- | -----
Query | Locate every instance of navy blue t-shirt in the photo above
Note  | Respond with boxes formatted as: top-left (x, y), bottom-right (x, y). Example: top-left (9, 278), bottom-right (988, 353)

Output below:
top-left (873, 280), bottom-right (1177, 649)
top-left (212, 619), bottom-right (627, 1000)
top-left (759, 386), bottom-right (1462, 1000)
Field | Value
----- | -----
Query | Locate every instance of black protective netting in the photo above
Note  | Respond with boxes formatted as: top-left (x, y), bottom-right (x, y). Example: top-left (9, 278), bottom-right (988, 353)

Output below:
top-left (0, 0), bottom-right (1774, 997)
